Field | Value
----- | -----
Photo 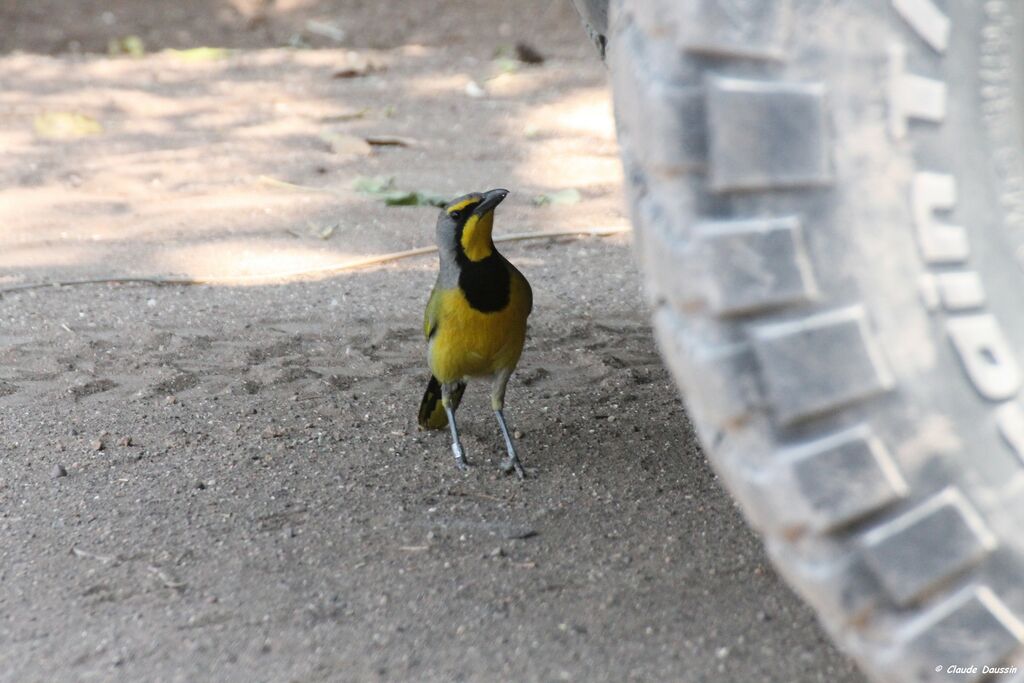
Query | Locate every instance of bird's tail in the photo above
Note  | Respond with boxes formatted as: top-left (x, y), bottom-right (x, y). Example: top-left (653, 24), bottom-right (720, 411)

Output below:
top-left (418, 375), bottom-right (465, 429)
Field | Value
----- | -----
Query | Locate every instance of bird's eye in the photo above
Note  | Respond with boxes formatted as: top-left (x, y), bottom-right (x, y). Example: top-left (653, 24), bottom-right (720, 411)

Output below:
top-left (449, 210), bottom-right (462, 220)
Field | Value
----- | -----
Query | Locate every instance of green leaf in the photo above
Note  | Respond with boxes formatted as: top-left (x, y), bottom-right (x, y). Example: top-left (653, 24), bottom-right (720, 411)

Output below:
top-left (33, 112), bottom-right (103, 139)
top-left (108, 35), bottom-right (145, 57)
top-left (533, 188), bottom-right (581, 206)
top-left (353, 176), bottom-right (446, 207)
top-left (352, 175), bottom-right (396, 194)
top-left (381, 191), bottom-right (418, 206)
top-left (493, 57), bottom-right (518, 75)
top-left (383, 191), bottom-right (447, 207)
top-left (168, 47), bottom-right (230, 62)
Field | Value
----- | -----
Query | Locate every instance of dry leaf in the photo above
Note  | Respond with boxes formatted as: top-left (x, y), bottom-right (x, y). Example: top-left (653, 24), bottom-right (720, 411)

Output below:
top-left (515, 41), bottom-right (545, 64)
top-left (321, 109), bottom-right (371, 122)
top-left (332, 52), bottom-right (384, 78)
top-left (364, 135), bottom-right (416, 148)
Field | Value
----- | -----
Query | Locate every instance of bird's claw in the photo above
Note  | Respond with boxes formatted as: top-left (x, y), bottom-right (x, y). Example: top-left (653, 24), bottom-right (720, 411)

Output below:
top-left (452, 444), bottom-right (471, 471)
top-left (501, 456), bottom-right (526, 480)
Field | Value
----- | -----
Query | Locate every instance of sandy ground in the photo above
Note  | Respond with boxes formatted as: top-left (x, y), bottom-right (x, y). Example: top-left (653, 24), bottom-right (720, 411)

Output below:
top-left (0, 3), bottom-right (865, 681)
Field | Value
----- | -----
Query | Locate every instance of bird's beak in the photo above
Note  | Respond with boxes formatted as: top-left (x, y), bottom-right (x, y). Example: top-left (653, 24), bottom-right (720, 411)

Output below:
top-left (474, 188), bottom-right (509, 215)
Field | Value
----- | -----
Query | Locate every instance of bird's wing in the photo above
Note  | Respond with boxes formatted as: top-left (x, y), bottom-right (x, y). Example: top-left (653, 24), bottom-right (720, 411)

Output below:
top-left (508, 259), bottom-right (533, 316)
top-left (424, 284), bottom-right (442, 340)
top-left (522, 271), bottom-right (533, 315)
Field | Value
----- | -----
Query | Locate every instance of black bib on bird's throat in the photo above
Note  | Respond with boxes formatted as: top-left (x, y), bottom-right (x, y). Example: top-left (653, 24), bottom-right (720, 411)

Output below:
top-left (457, 253), bottom-right (510, 313)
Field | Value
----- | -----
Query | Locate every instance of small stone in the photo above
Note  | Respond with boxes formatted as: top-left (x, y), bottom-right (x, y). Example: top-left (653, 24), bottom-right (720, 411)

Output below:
top-left (117, 436), bottom-right (132, 447)
top-left (716, 646), bottom-right (730, 659)
top-left (91, 439), bottom-right (104, 452)
top-left (490, 547), bottom-right (505, 558)
top-left (50, 464), bottom-right (67, 478)
top-left (513, 430), bottom-right (523, 439)
top-left (195, 481), bottom-right (206, 490)
top-left (465, 80), bottom-right (486, 98)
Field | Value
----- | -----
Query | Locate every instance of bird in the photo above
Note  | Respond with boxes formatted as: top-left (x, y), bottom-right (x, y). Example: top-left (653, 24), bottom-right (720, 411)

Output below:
top-left (417, 188), bottom-right (533, 478)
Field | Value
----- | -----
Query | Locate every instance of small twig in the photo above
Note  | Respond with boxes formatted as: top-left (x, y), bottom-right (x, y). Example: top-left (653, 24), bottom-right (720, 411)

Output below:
top-left (0, 226), bottom-right (629, 297)
top-left (256, 175), bottom-right (349, 196)
top-left (446, 489), bottom-right (508, 503)
top-left (71, 546), bottom-right (118, 564)
top-left (2, 276), bottom-right (199, 296)
top-left (147, 564), bottom-right (187, 590)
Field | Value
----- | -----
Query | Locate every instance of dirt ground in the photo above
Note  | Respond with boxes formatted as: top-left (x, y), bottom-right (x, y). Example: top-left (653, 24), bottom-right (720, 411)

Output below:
top-left (0, 2), bottom-right (865, 682)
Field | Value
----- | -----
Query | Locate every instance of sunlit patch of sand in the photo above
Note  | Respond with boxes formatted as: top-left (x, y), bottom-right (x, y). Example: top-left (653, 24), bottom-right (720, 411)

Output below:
top-left (150, 239), bottom-right (361, 283)
top-left (508, 86), bottom-right (622, 190)
top-left (522, 87), bottom-right (616, 140)
top-left (0, 244), bottom-right (99, 271)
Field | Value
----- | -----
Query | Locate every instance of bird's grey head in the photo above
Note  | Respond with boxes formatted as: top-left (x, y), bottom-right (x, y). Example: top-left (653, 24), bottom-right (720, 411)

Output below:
top-left (435, 188), bottom-right (509, 264)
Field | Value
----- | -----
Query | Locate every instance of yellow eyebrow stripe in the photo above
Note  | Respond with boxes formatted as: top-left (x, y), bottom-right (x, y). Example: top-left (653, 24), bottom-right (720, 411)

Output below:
top-left (446, 198), bottom-right (479, 214)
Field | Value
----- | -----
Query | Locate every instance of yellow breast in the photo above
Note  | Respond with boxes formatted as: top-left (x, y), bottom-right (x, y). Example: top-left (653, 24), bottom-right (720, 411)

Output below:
top-left (428, 273), bottom-right (530, 382)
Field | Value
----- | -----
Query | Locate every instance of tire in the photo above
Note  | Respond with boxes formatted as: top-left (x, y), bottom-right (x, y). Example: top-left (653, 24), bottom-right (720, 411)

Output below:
top-left (572, 0), bottom-right (610, 58)
top-left (605, 2), bottom-right (1024, 681)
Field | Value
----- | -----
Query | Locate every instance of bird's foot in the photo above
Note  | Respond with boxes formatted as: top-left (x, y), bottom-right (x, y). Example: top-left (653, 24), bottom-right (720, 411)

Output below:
top-left (500, 455), bottom-right (526, 480)
top-left (452, 443), bottom-right (471, 471)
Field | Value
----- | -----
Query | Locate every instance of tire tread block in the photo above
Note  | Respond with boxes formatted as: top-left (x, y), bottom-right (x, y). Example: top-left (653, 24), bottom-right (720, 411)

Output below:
top-left (751, 306), bottom-right (893, 425)
top-left (697, 215), bottom-right (817, 315)
top-left (678, 0), bottom-right (791, 60)
top-left (784, 425), bottom-right (908, 532)
top-left (706, 76), bottom-right (832, 192)
top-left (898, 585), bottom-right (1024, 683)
top-left (860, 488), bottom-right (997, 606)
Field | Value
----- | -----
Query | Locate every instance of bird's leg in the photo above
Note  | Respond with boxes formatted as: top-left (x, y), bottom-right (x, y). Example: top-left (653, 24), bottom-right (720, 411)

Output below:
top-left (494, 409), bottom-right (525, 479)
top-left (442, 383), bottom-right (470, 470)
top-left (491, 370), bottom-right (525, 479)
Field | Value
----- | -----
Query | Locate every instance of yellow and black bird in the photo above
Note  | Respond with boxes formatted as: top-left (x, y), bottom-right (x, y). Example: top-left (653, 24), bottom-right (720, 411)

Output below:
top-left (417, 188), bottom-right (532, 478)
